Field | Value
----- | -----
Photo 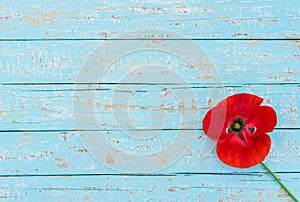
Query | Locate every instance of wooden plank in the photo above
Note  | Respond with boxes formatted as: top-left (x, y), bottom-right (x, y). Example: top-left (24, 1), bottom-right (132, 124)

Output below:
top-left (0, 129), bottom-right (298, 175)
top-left (0, 40), bottom-right (299, 84)
top-left (1, 84), bottom-right (299, 130)
top-left (0, 173), bottom-right (299, 201)
top-left (0, 0), bottom-right (299, 39)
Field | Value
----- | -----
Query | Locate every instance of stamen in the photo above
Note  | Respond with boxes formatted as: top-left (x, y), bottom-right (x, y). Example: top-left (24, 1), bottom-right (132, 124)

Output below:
top-left (234, 123), bottom-right (241, 130)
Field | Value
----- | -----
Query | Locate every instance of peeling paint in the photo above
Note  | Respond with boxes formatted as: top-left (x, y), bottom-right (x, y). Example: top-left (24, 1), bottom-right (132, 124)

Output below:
top-left (107, 154), bottom-right (115, 164)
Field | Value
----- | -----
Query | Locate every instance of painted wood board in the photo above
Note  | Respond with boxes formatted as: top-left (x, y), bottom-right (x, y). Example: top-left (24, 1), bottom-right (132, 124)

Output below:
top-left (0, 174), bottom-right (299, 201)
top-left (1, 84), bottom-right (300, 130)
top-left (0, 40), bottom-right (299, 84)
top-left (0, 0), bottom-right (299, 39)
top-left (0, 129), bottom-right (299, 175)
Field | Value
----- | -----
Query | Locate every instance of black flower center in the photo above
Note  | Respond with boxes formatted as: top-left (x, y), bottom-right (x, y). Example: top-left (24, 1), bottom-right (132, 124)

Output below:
top-left (228, 116), bottom-right (246, 134)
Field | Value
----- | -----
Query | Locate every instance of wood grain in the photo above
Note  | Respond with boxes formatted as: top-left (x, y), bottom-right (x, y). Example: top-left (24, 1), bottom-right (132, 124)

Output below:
top-left (1, 84), bottom-right (300, 130)
top-left (0, 0), bottom-right (299, 39)
top-left (0, 174), bottom-right (299, 201)
top-left (0, 129), bottom-right (299, 175)
top-left (0, 40), bottom-right (299, 84)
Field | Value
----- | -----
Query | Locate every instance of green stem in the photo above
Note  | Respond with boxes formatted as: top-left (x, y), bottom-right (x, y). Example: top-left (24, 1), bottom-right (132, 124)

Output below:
top-left (261, 162), bottom-right (299, 202)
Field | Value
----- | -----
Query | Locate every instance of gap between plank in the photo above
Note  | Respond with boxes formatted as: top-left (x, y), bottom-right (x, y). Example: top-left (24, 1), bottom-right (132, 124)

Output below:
top-left (0, 38), bottom-right (298, 42)
top-left (0, 128), bottom-right (298, 133)
top-left (0, 172), bottom-right (298, 178)
top-left (2, 82), bottom-right (300, 86)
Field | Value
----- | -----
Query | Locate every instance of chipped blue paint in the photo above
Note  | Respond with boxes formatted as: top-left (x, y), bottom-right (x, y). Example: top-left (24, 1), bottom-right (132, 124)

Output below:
top-left (0, 0), bottom-right (299, 201)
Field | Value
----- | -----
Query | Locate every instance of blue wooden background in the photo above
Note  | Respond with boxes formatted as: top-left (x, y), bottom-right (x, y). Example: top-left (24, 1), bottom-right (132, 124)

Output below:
top-left (0, 0), bottom-right (299, 201)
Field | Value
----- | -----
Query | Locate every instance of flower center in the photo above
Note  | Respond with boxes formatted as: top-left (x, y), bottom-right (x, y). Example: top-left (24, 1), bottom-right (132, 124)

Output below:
top-left (228, 116), bottom-right (246, 134)
top-left (234, 123), bottom-right (241, 130)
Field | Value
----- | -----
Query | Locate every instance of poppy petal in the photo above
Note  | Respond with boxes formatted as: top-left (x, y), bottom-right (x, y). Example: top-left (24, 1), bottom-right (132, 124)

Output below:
top-left (216, 133), bottom-right (271, 168)
top-left (249, 106), bottom-right (277, 135)
top-left (225, 93), bottom-right (263, 121)
top-left (202, 101), bottom-right (230, 142)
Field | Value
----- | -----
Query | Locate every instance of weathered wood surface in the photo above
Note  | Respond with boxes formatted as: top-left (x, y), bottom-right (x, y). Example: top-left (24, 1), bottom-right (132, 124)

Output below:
top-left (1, 0), bottom-right (300, 201)
top-left (0, 0), bottom-right (299, 39)
top-left (0, 130), bottom-right (299, 175)
top-left (1, 84), bottom-right (300, 130)
top-left (0, 174), bottom-right (298, 201)
top-left (0, 40), bottom-right (299, 83)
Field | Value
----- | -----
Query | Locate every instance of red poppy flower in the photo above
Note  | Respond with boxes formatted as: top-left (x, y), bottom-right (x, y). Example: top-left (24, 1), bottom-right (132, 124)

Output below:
top-left (202, 93), bottom-right (277, 168)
